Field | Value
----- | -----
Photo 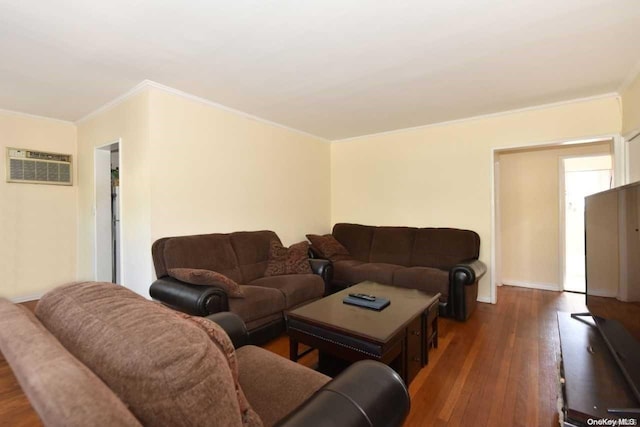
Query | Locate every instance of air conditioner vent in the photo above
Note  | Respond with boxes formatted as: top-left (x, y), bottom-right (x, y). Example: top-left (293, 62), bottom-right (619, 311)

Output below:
top-left (6, 148), bottom-right (72, 185)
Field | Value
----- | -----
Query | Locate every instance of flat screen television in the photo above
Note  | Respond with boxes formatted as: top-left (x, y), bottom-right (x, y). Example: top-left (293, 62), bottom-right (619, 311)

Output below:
top-left (585, 180), bottom-right (640, 406)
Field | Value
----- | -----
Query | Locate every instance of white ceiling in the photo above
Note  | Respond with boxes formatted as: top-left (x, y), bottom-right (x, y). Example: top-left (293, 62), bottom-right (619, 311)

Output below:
top-left (1, 0), bottom-right (639, 140)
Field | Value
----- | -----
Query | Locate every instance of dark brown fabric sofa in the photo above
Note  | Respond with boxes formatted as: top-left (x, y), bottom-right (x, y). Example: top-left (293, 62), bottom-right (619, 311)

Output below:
top-left (150, 230), bottom-right (333, 344)
top-left (0, 282), bottom-right (410, 427)
top-left (312, 223), bottom-right (487, 320)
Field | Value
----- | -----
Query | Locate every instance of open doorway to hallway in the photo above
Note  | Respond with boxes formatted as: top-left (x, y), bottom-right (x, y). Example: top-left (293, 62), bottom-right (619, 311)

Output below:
top-left (561, 155), bottom-right (612, 293)
top-left (95, 140), bottom-right (121, 284)
top-left (496, 139), bottom-right (614, 294)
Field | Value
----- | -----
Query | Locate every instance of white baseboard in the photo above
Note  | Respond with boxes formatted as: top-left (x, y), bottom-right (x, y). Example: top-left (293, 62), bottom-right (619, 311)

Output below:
top-left (502, 279), bottom-right (562, 292)
top-left (476, 296), bottom-right (492, 304)
top-left (9, 292), bottom-right (45, 303)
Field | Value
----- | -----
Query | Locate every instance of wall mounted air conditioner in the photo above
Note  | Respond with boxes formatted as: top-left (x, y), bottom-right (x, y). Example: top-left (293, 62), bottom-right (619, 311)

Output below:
top-left (6, 148), bottom-right (72, 186)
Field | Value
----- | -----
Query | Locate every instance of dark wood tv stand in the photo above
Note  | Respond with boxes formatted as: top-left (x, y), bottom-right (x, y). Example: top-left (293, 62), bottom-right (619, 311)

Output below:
top-left (558, 312), bottom-right (639, 426)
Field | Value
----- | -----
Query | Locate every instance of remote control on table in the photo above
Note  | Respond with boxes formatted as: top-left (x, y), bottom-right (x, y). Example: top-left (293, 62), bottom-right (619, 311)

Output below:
top-left (348, 293), bottom-right (376, 301)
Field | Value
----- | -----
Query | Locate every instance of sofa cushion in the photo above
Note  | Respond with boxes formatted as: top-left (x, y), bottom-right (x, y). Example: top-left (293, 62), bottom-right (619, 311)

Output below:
top-left (332, 223), bottom-right (375, 262)
top-left (264, 241), bottom-right (312, 276)
top-left (178, 314), bottom-right (262, 426)
top-left (228, 285), bottom-right (286, 324)
top-left (35, 282), bottom-right (254, 427)
top-left (236, 345), bottom-right (330, 427)
top-left (410, 228), bottom-right (480, 270)
top-left (168, 268), bottom-right (244, 298)
top-left (162, 233), bottom-right (242, 282)
top-left (334, 262), bottom-right (404, 285)
top-left (369, 227), bottom-right (415, 266)
top-left (393, 266), bottom-right (449, 298)
top-left (306, 234), bottom-right (352, 261)
top-left (333, 260), bottom-right (366, 284)
top-left (249, 274), bottom-right (324, 308)
top-left (230, 231), bottom-right (281, 283)
top-left (0, 298), bottom-right (142, 427)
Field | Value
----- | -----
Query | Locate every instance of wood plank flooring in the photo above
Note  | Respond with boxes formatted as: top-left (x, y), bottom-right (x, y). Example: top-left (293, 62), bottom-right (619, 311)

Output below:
top-left (0, 286), bottom-right (586, 426)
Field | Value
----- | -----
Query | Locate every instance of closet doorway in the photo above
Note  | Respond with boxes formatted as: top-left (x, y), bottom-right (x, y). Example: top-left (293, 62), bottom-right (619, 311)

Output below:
top-left (94, 140), bottom-right (121, 284)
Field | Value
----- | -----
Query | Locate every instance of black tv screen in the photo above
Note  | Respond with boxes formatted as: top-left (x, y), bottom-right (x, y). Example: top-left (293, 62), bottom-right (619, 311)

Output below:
top-left (585, 180), bottom-right (640, 403)
top-left (585, 180), bottom-right (640, 341)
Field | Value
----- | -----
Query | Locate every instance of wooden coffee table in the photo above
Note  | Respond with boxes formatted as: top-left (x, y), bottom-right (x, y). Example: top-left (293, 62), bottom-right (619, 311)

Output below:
top-left (286, 281), bottom-right (440, 384)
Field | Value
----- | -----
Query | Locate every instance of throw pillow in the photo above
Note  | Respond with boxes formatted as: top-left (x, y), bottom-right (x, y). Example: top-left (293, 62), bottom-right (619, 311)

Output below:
top-left (264, 240), bottom-right (312, 276)
top-left (306, 234), bottom-right (352, 261)
top-left (167, 268), bottom-right (244, 298)
top-left (176, 313), bottom-right (263, 427)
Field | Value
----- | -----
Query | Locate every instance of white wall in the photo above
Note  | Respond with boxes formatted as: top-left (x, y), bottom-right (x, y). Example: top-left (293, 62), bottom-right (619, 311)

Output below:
top-left (0, 112), bottom-right (77, 300)
top-left (148, 88), bottom-right (331, 246)
top-left (76, 91), bottom-right (152, 297)
top-left (331, 95), bottom-right (622, 302)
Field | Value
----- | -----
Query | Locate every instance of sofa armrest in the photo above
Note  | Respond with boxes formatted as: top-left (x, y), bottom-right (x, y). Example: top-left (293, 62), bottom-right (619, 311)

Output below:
top-left (205, 312), bottom-right (248, 349)
top-left (450, 259), bottom-right (487, 286)
top-left (309, 259), bottom-right (333, 294)
top-left (308, 247), bottom-right (323, 259)
top-left (448, 259), bottom-right (487, 321)
top-left (275, 360), bottom-right (410, 427)
top-left (149, 277), bottom-right (229, 316)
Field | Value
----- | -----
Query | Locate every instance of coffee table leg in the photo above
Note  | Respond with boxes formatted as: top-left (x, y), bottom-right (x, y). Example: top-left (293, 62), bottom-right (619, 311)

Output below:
top-left (433, 316), bottom-right (439, 348)
top-left (290, 338), bottom-right (299, 362)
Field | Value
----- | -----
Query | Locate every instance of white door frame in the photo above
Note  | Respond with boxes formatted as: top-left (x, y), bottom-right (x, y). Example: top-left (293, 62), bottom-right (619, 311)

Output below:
top-left (94, 139), bottom-right (122, 283)
top-left (490, 134), bottom-right (622, 304)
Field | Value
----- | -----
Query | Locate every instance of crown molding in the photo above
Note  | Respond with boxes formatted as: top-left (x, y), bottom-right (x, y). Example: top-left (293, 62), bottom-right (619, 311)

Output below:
top-left (140, 80), bottom-right (329, 142)
top-left (332, 92), bottom-right (620, 143)
top-left (75, 80), bottom-right (151, 124)
top-left (76, 79), bottom-right (330, 142)
top-left (0, 108), bottom-right (74, 126)
top-left (618, 58), bottom-right (640, 94)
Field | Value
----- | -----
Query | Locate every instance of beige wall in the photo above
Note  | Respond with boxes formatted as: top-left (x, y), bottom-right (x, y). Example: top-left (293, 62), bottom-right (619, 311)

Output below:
top-left (622, 71), bottom-right (640, 182)
top-left (148, 89), bottom-right (331, 247)
top-left (499, 142), bottom-right (611, 289)
top-left (331, 96), bottom-right (621, 302)
top-left (75, 88), bottom-right (331, 297)
top-left (0, 112), bottom-right (77, 300)
top-left (76, 91), bottom-right (152, 297)
top-left (622, 72), bottom-right (640, 135)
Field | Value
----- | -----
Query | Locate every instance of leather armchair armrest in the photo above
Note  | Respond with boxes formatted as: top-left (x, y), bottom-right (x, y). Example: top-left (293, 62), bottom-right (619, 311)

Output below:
top-left (276, 360), bottom-right (410, 427)
top-left (450, 259), bottom-right (487, 286)
top-left (149, 277), bottom-right (229, 316)
top-left (205, 312), bottom-right (248, 349)
top-left (309, 259), bottom-right (333, 294)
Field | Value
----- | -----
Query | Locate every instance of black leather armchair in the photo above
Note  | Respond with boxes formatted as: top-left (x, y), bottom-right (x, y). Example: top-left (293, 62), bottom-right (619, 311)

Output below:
top-left (206, 312), bottom-right (411, 427)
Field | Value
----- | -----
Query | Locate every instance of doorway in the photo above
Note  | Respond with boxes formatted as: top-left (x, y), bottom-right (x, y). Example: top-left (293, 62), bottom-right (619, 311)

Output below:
top-left (560, 155), bottom-right (613, 293)
top-left (95, 140), bottom-right (121, 284)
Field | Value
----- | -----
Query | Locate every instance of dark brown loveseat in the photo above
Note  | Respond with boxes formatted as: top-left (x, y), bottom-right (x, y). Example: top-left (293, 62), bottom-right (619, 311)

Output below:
top-left (150, 230), bottom-right (332, 344)
top-left (310, 223), bottom-right (487, 320)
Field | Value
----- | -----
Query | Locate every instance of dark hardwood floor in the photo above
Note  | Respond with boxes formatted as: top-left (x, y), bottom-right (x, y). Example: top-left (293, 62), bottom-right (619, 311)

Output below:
top-left (0, 287), bottom-right (586, 426)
